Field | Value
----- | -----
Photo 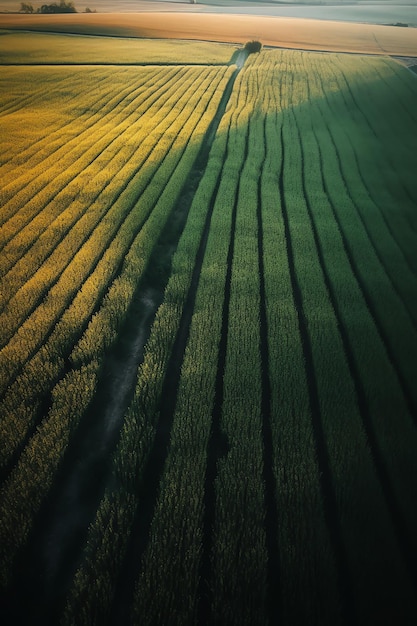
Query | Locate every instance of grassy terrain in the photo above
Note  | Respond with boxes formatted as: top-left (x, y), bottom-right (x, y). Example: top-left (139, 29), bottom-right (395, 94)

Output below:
top-left (1, 31), bottom-right (417, 626)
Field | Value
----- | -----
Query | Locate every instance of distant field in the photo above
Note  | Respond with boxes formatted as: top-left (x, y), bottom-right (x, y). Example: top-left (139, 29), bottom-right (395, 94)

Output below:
top-left (1, 11), bottom-right (417, 55)
top-left (0, 30), bottom-right (237, 64)
top-left (1, 33), bottom-right (417, 624)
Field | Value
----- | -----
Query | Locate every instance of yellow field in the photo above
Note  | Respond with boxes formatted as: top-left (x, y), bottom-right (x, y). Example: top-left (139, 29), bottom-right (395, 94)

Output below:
top-left (1, 12), bottom-right (417, 56)
top-left (0, 29), bottom-right (237, 64)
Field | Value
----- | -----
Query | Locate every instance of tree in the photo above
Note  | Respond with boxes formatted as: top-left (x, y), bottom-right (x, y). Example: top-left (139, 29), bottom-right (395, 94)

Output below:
top-left (20, 2), bottom-right (34, 12)
top-left (38, 1), bottom-right (77, 13)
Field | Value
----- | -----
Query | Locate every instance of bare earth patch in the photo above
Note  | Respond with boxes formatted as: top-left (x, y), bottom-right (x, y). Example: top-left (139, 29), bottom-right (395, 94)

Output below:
top-left (1, 12), bottom-right (417, 56)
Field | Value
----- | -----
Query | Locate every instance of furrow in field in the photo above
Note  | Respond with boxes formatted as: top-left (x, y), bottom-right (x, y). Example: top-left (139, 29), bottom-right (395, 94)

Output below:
top-left (207, 62), bottom-right (271, 626)
top-left (256, 70), bottom-right (281, 626)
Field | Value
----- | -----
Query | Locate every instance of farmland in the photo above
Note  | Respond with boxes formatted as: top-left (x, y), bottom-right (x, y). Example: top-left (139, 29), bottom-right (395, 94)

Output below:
top-left (1, 25), bottom-right (417, 626)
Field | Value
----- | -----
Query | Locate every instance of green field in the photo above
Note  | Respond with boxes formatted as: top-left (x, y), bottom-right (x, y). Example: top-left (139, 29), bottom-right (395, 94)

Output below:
top-left (1, 31), bottom-right (417, 626)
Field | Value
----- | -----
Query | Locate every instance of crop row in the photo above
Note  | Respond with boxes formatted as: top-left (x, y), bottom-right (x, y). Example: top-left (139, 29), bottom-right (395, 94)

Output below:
top-left (0, 64), bottom-right (233, 589)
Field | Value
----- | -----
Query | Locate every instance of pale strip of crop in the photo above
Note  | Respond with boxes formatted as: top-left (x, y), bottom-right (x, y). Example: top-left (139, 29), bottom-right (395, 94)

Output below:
top-left (3, 13), bottom-right (417, 56)
top-left (62, 67), bottom-right (240, 625)
top-left (303, 55), bottom-right (417, 555)
top-left (283, 49), bottom-right (417, 620)
top-left (0, 67), bottom-right (229, 469)
top-left (0, 66), bottom-right (233, 589)
top-left (0, 67), bottom-right (135, 176)
top-left (0, 66), bottom-right (179, 237)
top-left (306, 55), bottom-right (417, 411)
top-left (129, 73), bottom-right (250, 625)
top-left (309, 55), bottom-right (417, 327)
top-left (0, 67), bottom-right (203, 304)
top-left (251, 50), bottom-right (342, 625)
top-left (0, 361), bottom-right (99, 590)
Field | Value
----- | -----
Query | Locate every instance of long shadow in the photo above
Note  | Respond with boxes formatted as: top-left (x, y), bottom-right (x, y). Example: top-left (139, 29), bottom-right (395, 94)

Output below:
top-left (108, 64), bottom-right (242, 626)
